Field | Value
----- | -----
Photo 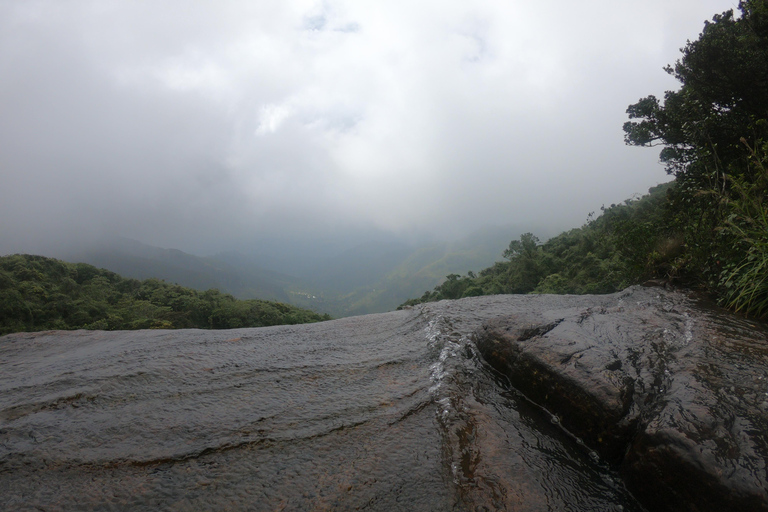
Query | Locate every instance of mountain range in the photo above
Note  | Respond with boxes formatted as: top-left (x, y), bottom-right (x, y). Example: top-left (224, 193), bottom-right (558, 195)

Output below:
top-left (49, 225), bottom-right (540, 317)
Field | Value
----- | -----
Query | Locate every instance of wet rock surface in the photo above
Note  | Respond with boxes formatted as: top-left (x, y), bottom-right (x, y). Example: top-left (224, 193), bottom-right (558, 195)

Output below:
top-left (1, 287), bottom-right (765, 511)
top-left (0, 305), bottom-right (643, 512)
top-left (475, 286), bottom-right (768, 512)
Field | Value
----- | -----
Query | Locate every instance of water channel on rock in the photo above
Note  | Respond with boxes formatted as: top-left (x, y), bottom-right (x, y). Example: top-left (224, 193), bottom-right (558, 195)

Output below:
top-left (0, 297), bottom-right (654, 511)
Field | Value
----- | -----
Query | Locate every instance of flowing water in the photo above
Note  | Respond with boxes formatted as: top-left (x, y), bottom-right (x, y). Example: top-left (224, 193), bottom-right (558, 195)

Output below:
top-left (0, 297), bottom-right (646, 511)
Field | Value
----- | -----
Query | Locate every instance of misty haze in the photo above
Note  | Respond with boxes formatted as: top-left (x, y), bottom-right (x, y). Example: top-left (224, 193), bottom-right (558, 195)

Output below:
top-left (1, 2), bottom-right (724, 260)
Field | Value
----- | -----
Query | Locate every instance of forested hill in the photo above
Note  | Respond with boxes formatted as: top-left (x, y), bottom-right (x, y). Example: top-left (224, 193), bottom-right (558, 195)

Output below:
top-left (402, 0), bottom-right (768, 321)
top-left (0, 254), bottom-right (330, 336)
top-left (400, 183), bottom-right (677, 306)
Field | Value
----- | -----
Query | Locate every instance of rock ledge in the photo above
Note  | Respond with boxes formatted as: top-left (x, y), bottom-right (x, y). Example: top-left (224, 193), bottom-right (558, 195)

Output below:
top-left (475, 286), bottom-right (768, 512)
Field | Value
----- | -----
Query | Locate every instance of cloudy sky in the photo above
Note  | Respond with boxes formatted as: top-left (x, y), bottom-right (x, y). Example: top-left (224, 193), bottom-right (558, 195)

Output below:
top-left (0, 0), bottom-right (737, 255)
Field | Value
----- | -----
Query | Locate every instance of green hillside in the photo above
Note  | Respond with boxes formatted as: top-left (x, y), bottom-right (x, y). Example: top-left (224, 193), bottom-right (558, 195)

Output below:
top-left (400, 183), bottom-right (673, 306)
top-left (0, 254), bottom-right (330, 336)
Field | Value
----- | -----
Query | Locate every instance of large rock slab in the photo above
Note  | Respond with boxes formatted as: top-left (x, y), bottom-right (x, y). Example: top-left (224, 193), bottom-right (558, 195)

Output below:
top-left (475, 286), bottom-right (768, 512)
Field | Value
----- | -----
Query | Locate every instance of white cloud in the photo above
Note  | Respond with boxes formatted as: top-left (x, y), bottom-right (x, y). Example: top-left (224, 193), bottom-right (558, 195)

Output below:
top-left (0, 0), bottom-right (738, 253)
top-left (255, 103), bottom-right (294, 135)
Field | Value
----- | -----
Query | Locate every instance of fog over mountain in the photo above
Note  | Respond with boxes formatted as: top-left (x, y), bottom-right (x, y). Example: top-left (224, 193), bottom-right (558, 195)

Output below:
top-left (0, 0), bottom-right (735, 257)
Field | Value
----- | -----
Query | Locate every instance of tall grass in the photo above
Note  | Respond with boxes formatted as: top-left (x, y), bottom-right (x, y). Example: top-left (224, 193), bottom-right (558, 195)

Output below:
top-left (719, 138), bottom-right (768, 319)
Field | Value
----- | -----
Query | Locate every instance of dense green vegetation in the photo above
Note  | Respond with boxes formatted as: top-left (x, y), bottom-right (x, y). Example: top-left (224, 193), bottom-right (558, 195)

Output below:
top-left (403, 1), bottom-right (768, 320)
top-left (0, 254), bottom-right (330, 336)
top-left (399, 183), bottom-right (675, 305)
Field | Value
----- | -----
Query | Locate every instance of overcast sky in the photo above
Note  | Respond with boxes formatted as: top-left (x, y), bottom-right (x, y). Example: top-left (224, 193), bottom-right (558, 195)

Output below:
top-left (0, 0), bottom-right (738, 256)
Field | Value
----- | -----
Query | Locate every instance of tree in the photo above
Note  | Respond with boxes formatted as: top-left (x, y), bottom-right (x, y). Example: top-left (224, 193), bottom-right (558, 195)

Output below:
top-left (624, 1), bottom-right (768, 185)
top-left (624, 0), bottom-right (768, 318)
top-left (503, 233), bottom-right (540, 260)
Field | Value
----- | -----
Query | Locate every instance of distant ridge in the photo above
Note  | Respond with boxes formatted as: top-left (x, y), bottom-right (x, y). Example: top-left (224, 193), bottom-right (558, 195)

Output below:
top-left (59, 236), bottom-right (295, 303)
top-left (48, 225), bottom-right (541, 317)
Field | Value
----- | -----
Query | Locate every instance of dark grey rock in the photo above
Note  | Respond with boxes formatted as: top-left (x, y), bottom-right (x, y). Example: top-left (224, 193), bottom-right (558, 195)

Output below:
top-left (475, 286), bottom-right (768, 512)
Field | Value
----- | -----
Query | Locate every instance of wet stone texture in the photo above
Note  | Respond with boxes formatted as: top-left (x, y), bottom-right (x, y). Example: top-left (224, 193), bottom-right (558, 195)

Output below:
top-left (0, 304), bottom-right (644, 512)
top-left (475, 286), bottom-right (768, 512)
top-left (2, 287), bottom-right (766, 511)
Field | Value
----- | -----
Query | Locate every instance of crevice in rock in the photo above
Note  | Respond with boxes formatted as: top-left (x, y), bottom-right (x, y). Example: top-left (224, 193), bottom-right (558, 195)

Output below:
top-left (517, 319), bottom-right (563, 341)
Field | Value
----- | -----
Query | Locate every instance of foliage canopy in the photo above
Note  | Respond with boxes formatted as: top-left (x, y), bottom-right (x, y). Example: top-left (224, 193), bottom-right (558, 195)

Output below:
top-left (0, 254), bottom-right (330, 336)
